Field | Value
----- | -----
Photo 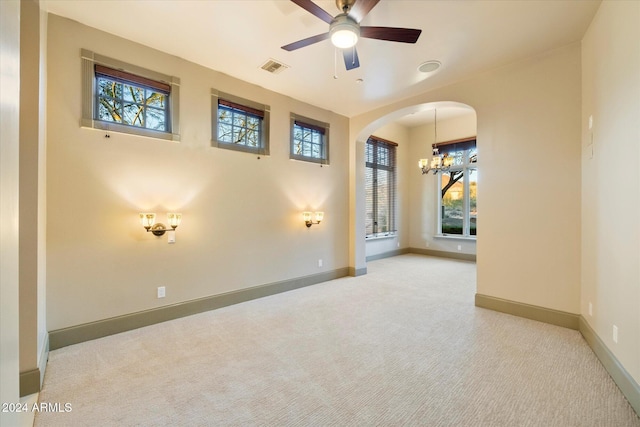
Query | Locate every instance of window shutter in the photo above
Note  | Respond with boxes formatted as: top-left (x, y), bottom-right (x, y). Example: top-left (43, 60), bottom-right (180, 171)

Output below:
top-left (294, 119), bottom-right (326, 135)
top-left (365, 136), bottom-right (397, 237)
top-left (218, 99), bottom-right (264, 119)
top-left (433, 137), bottom-right (476, 155)
top-left (95, 64), bottom-right (171, 94)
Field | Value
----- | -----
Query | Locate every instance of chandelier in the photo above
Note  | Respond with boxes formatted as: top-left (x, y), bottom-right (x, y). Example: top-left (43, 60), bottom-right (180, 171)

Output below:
top-left (418, 109), bottom-right (453, 175)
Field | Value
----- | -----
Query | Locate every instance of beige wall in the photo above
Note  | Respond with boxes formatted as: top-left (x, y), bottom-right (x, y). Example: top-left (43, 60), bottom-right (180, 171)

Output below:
top-left (351, 43), bottom-right (582, 314)
top-left (581, 0), bottom-right (640, 384)
top-left (19, 0), bottom-right (45, 381)
top-left (38, 5), bottom-right (49, 381)
top-left (408, 113), bottom-right (477, 255)
top-left (46, 15), bottom-right (350, 330)
top-left (1, 0), bottom-right (21, 422)
top-left (8, 0), bottom-right (637, 411)
top-left (364, 122), bottom-right (410, 258)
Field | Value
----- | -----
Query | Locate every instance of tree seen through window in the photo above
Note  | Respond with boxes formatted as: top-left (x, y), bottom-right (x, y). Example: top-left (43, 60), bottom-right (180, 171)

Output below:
top-left (96, 76), bottom-right (167, 131)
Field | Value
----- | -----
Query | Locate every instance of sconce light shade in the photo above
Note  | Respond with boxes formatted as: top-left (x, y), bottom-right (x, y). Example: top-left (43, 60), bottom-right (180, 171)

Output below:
top-left (303, 211), bottom-right (324, 228)
top-left (139, 213), bottom-right (156, 230)
top-left (167, 213), bottom-right (182, 229)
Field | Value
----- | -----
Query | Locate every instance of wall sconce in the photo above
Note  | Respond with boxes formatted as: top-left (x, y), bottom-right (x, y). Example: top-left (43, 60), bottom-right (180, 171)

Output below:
top-left (139, 212), bottom-right (182, 236)
top-left (303, 211), bottom-right (324, 228)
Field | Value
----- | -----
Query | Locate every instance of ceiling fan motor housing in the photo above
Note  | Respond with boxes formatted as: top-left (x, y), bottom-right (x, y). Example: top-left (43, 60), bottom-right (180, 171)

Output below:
top-left (336, 0), bottom-right (356, 13)
top-left (330, 14), bottom-right (360, 48)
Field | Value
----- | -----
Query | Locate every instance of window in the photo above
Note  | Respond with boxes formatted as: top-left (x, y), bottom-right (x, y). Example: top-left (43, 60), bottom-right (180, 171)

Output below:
top-left (290, 114), bottom-right (329, 164)
top-left (211, 90), bottom-right (270, 155)
top-left (365, 136), bottom-right (397, 237)
top-left (437, 138), bottom-right (477, 237)
top-left (81, 49), bottom-right (180, 141)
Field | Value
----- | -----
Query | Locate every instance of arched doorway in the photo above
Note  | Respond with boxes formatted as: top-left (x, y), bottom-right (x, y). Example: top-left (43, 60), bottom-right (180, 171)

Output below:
top-left (351, 101), bottom-right (477, 270)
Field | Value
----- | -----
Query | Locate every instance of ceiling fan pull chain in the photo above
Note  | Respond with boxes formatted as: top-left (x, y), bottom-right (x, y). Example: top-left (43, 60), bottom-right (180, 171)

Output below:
top-left (334, 47), bottom-right (338, 79)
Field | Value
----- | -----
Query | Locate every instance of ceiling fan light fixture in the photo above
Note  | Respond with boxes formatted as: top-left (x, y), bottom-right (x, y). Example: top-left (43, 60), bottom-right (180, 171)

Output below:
top-left (330, 14), bottom-right (360, 49)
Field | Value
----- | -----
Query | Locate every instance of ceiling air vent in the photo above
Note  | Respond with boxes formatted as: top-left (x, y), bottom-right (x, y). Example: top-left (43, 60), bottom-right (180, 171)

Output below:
top-left (260, 59), bottom-right (289, 74)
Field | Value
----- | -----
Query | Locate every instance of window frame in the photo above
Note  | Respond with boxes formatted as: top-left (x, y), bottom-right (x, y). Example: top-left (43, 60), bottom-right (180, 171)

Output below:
top-left (436, 138), bottom-right (477, 239)
top-left (365, 136), bottom-right (398, 239)
top-left (289, 113), bottom-right (329, 165)
top-left (211, 90), bottom-right (270, 156)
top-left (81, 49), bottom-right (180, 141)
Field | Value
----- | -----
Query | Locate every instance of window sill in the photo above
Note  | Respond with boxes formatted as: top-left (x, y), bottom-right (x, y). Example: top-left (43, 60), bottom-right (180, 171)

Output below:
top-left (212, 139), bottom-right (268, 156)
top-left (434, 234), bottom-right (476, 242)
top-left (366, 233), bottom-right (397, 241)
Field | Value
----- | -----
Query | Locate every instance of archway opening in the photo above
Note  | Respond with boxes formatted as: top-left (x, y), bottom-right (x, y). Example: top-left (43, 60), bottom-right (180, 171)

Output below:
top-left (356, 101), bottom-right (478, 267)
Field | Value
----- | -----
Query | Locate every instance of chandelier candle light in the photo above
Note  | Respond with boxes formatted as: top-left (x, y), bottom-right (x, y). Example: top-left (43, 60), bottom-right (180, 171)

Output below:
top-left (418, 109), bottom-right (454, 175)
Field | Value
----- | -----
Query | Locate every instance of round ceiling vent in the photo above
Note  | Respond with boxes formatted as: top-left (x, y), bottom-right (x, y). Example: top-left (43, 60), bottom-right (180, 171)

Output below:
top-left (418, 60), bottom-right (442, 74)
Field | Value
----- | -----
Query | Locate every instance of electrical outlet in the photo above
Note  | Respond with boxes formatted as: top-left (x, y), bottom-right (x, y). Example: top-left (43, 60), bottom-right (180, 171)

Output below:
top-left (588, 302), bottom-right (593, 317)
top-left (457, 245), bottom-right (462, 251)
top-left (613, 325), bottom-right (618, 343)
top-left (157, 286), bottom-right (166, 298)
top-left (318, 259), bottom-right (323, 268)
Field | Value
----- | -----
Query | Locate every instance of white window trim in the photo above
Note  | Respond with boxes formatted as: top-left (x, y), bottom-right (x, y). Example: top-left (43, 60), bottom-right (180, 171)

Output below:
top-left (434, 234), bottom-right (477, 241)
top-left (436, 151), bottom-right (477, 238)
top-left (81, 49), bottom-right (180, 141)
top-left (211, 89), bottom-right (270, 156)
top-left (365, 232), bottom-right (398, 241)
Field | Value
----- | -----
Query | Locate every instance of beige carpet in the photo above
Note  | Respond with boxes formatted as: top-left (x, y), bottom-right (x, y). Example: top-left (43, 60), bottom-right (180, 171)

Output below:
top-left (36, 254), bottom-right (640, 426)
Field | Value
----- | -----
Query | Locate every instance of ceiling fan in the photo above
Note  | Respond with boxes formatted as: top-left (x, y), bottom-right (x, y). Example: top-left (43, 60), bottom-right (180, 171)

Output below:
top-left (282, 0), bottom-right (422, 70)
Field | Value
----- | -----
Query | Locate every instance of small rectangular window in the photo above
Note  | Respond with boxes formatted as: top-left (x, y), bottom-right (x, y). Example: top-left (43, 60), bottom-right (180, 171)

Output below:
top-left (211, 90), bottom-right (269, 155)
top-left (290, 114), bottom-right (329, 164)
top-left (95, 65), bottom-right (169, 132)
top-left (81, 49), bottom-right (180, 141)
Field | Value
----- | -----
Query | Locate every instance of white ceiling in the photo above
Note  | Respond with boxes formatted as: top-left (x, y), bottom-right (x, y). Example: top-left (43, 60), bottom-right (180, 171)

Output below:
top-left (41, 0), bottom-right (601, 126)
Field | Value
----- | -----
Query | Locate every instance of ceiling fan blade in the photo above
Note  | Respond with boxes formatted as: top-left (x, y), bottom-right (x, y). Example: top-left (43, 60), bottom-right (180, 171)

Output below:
top-left (360, 26), bottom-right (422, 43)
top-left (281, 32), bottom-right (330, 51)
top-left (291, 0), bottom-right (334, 24)
top-left (343, 47), bottom-right (360, 70)
top-left (348, 0), bottom-right (380, 23)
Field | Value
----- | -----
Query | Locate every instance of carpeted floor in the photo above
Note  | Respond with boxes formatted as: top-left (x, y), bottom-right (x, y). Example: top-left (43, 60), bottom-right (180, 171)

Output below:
top-left (36, 254), bottom-right (640, 426)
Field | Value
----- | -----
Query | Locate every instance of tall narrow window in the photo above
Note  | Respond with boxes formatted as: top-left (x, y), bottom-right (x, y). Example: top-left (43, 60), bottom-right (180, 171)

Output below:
top-left (365, 136), bottom-right (397, 237)
top-left (211, 90), bottom-right (270, 155)
top-left (290, 114), bottom-right (329, 164)
top-left (81, 49), bottom-right (180, 141)
top-left (437, 138), bottom-right (477, 237)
